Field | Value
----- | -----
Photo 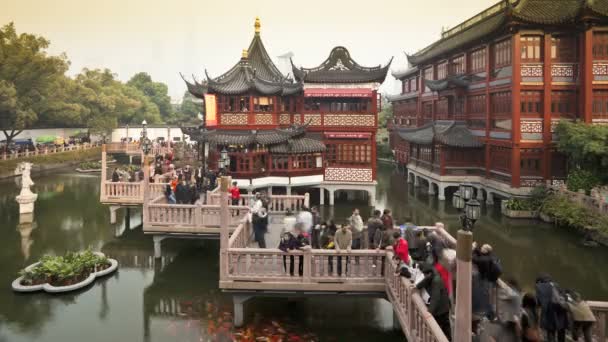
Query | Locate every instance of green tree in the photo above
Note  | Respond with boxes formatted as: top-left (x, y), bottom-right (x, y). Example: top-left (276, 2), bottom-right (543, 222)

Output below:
top-left (555, 120), bottom-right (608, 183)
top-left (127, 72), bottom-right (173, 121)
top-left (0, 23), bottom-right (69, 146)
top-left (167, 91), bottom-right (201, 125)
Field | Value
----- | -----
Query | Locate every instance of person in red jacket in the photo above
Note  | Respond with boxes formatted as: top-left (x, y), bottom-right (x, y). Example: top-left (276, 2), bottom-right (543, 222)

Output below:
top-left (229, 181), bottom-right (241, 205)
top-left (434, 260), bottom-right (452, 296)
top-left (392, 231), bottom-right (410, 265)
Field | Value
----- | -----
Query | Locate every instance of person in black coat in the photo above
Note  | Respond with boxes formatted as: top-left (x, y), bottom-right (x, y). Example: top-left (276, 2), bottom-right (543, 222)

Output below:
top-left (111, 168), bottom-right (120, 182)
top-left (535, 273), bottom-right (568, 342)
top-left (417, 264), bottom-right (452, 341)
top-left (175, 179), bottom-right (188, 204)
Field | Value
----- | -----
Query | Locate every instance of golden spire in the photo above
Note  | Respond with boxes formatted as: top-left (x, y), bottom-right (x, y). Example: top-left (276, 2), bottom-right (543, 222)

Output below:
top-left (242, 49), bottom-right (248, 59)
top-left (254, 17), bottom-right (261, 34)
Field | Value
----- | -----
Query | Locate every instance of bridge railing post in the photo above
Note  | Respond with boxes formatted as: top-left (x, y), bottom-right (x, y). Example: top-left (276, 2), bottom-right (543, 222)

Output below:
top-left (100, 144), bottom-right (107, 202)
top-left (219, 176), bottom-right (232, 282)
top-left (302, 249), bottom-right (312, 283)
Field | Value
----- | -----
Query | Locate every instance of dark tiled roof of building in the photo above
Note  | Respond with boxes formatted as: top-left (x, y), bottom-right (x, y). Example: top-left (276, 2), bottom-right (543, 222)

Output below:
top-left (268, 137), bottom-right (326, 154)
top-left (512, 0), bottom-right (583, 25)
top-left (425, 74), bottom-right (483, 92)
top-left (397, 121), bottom-right (483, 148)
top-left (291, 47), bottom-right (392, 84)
top-left (391, 66), bottom-right (419, 80)
top-left (407, 0), bottom-right (608, 67)
top-left (407, 12), bottom-right (506, 66)
top-left (185, 124), bottom-right (308, 146)
top-left (183, 18), bottom-right (303, 97)
top-left (386, 92), bottom-right (419, 102)
top-left (588, 0), bottom-right (608, 16)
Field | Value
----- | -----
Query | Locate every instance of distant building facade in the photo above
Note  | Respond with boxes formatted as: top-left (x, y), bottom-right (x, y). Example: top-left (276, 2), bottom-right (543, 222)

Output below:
top-left (388, 0), bottom-right (608, 201)
top-left (183, 18), bottom-right (391, 204)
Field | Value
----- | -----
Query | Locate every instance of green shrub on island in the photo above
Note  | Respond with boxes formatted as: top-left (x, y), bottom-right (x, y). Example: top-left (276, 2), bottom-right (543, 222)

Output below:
top-left (504, 198), bottom-right (537, 211)
top-left (19, 249), bottom-right (110, 287)
top-left (78, 161), bottom-right (102, 170)
top-left (540, 193), bottom-right (608, 234)
top-left (566, 169), bottom-right (600, 195)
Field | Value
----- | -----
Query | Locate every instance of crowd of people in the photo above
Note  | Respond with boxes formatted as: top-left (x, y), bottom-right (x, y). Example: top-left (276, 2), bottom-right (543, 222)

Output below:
top-left (248, 203), bottom-right (598, 342)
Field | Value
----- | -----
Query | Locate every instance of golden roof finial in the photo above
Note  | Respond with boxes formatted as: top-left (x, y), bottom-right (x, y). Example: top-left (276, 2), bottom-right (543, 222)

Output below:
top-left (242, 49), bottom-right (248, 59)
top-left (254, 17), bottom-right (261, 34)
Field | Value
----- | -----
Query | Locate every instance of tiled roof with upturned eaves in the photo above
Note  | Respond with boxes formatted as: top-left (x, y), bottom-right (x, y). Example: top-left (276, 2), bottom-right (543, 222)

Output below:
top-left (292, 47), bottom-right (392, 84)
top-left (397, 121), bottom-right (483, 148)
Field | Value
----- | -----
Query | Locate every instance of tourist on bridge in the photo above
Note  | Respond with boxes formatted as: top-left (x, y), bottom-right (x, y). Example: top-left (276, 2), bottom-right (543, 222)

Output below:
top-left (392, 231), bottom-right (410, 265)
top-left (252, 207), bottom-right (268, 248)
top-left (416, 264), bottom-right (451, 341)
top-left (381, 209), bottom-right (394, 231)
top-left (250, 193), bottom-right (263, 214)
top-left (366, 210), bottom-right (383, 249)
top-left (349, 208), bottom-right (364, 250)
top-left (310, 206), bottom-right (322, 249)
top-left (565, 289), bottom-right (596, 342)
top-left (183, 165), bottom-right (192, 183)
top-left (111, 168), bottom-right (120, 182)
top-left (297, 207), bottom-right (313, 237)
top-left (334, 224), bottom-right (353, 276)
top-left (194, 166), bottom-right (203, 191)
top-left (278, 222), bottom-right (309, 276)
top-left (164, 184), bottom-right (176, 204)
top-left (282, 209), bottom-right (297, 235)
top-left (520, 293), bottom-right (541, 342)
top-left (187, 181), bottom-right (198, 204)
top-left (175, 177), bottom-right (188, 204)
top-left (230, 181), bottom-right (240, 206)
top-left (535, 273), bottom-right (569, 342)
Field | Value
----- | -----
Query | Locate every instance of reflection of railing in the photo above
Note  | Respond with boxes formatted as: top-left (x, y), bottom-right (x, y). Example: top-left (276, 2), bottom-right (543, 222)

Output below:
top-left (1, 143), bottom-right (100, 161)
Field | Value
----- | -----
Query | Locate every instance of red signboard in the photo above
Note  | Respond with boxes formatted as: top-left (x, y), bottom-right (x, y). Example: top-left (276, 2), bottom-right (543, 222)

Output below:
top-left (304, 88), bottom-right (373, 98)
top-left (324, 132), bottom-right (371, 139)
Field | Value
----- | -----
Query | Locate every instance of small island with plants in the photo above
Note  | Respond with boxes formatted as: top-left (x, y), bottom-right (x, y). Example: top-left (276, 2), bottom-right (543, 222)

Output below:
top-left (12, 249), bottom-right (118, 293)
top-left (75, 161), bottom-right (102, 173)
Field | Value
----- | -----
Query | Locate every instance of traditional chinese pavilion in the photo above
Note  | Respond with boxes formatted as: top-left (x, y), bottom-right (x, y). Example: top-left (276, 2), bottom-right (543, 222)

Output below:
top-left (183, 18), bottom-right (391, 204)
top-left (388, 0), bottom-right (608, 203)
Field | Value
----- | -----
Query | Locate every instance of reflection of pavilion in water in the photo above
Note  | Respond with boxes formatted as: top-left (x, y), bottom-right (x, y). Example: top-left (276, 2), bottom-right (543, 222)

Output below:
top-left (141, 245), bottom-right (224, 342)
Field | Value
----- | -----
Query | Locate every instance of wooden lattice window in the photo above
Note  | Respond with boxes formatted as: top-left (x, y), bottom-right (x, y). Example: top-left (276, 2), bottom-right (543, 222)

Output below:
top-left (470, 48), bottom-right (487, 73)
top-left (551, 35), bottom-right (577, 62)
top-left (450, 55), bottom-right (465, 75)
top-left (520, 91), bottom-right (542, 116)
top-left (491, 91), bottom-right (512, 130)
top-left (437, 62), bottom-right (448, 79)
top-left (493, 39), bottom-right (512, 68)
top-left (521, 36), bottom-right (543, 63)
top-left (593, 32), bottom-right (608, 60)
top-left (592, 90), bottom-right (608, 119)
top-left (520, 148), bottom-right (543, 177)
top-left (467, 94), bottom-right (486, 129)
top-left (424, 67), bottom-right (434, 81)
top-left (490, 146), bottom-right (511, 173)
top-left (551, 91), bottom-right (577, 118)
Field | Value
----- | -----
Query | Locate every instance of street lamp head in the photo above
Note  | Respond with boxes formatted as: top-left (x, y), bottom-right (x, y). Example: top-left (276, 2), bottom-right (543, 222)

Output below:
top-left (142, 120), bottom-right (147, 126)
top-left (465, 199), bottom-right (481, 221)
top-left (461, 183), bottom-right (473, 200)
top-left (453, 190), bottom-right (465, 210)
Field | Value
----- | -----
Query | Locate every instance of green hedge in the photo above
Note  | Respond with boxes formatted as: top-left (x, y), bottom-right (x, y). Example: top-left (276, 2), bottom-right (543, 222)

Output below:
top-left (541, 193), bottom-right (608, 234)
top-left (0, 147), bottom-right (101, 175)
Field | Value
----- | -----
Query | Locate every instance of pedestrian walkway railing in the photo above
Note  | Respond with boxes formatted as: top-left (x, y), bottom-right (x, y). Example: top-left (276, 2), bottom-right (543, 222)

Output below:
top-left (208, 193), bottom-right (309, 213)
top-left (385, 249), bottom-right (450, 342)
top-left (100, 181), bottom-right (168, 204)
top-left (1, 142), bottom-right (101, 161)
top-left (588, 301), bottom-right (608, 341)
top-left (105, 142), bottom-right (168, 156)
top-left (144, 196), bottom-right (249, 234)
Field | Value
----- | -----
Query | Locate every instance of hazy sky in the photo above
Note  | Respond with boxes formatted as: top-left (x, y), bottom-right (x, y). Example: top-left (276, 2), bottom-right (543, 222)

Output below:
top-left (1, 0), bottom-right (493, 101)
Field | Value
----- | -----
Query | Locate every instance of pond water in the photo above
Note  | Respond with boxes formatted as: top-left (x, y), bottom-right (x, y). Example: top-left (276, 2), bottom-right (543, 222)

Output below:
top-left (0, 165), bottom-right (607, 342)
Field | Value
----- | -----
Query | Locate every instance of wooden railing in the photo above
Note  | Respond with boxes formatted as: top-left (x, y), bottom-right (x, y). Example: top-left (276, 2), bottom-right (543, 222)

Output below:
top-left (1, 142), bottom-right (100, 161)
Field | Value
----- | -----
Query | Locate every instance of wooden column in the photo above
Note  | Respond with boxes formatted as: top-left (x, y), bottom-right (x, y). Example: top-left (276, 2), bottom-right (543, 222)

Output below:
top-left (100, 144), bottom-right (107, 202)
top-left (582, 26), bottom-right (594, 123)
top-left (485, 43), bottom-right (492, 178)
top-left (543, 33), bottom-right (553, 181)
top-left (511, 31), bottom-right (522, 188)
top-left (454, 230), bottom-right (473, 342)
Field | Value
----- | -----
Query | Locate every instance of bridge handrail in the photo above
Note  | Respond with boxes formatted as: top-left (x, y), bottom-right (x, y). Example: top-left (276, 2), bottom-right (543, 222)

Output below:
top-left (1, 142), bottom-right (100, 161)
top-left (385, 248), bottom-right (449, 342)
top-left (588, 301), bottom-right (608, 341)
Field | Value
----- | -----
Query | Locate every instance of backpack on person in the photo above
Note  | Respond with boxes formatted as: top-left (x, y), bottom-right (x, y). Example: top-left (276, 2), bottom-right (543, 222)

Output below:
top-left (487, 257), bottom-right (503, 282)
top-left (278, 233), bottom-right (295, 252)
top-left (550, 283), bottom-right (568, 310)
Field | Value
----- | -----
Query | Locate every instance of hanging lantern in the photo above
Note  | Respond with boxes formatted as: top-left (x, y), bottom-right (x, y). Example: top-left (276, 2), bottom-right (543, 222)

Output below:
top-left (465, 199), bottom-right (481, 222)
top-left (453, 190), bottom-right (465, 209)
top-left (461, 183), bottom-right (473, 200)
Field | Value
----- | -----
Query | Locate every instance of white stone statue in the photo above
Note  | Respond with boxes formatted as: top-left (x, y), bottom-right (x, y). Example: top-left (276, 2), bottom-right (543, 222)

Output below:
top-left (15, 162), bottom-right (38, 214)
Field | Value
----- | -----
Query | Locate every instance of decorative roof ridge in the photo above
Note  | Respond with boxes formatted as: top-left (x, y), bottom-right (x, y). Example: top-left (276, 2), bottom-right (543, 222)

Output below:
top-left (294, 46), bottom-right (392, 73)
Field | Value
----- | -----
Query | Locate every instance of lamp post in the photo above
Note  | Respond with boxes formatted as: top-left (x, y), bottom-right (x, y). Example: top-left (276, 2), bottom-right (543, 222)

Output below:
top-left (219, 143), bottom-right (229, 173)
top-left (453, 182), bottom-right (482, 342)
top-left (140, 120), bottom-right (152, 156)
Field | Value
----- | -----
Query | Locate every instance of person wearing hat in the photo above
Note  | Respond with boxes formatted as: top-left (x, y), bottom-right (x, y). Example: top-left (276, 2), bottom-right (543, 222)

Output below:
top-left (416, 263), bottom-right (451, 341)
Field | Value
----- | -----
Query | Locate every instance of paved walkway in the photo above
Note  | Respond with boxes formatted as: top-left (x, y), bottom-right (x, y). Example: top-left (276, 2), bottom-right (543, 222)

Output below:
top-left (247, 214), bottom-right (285, 249)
